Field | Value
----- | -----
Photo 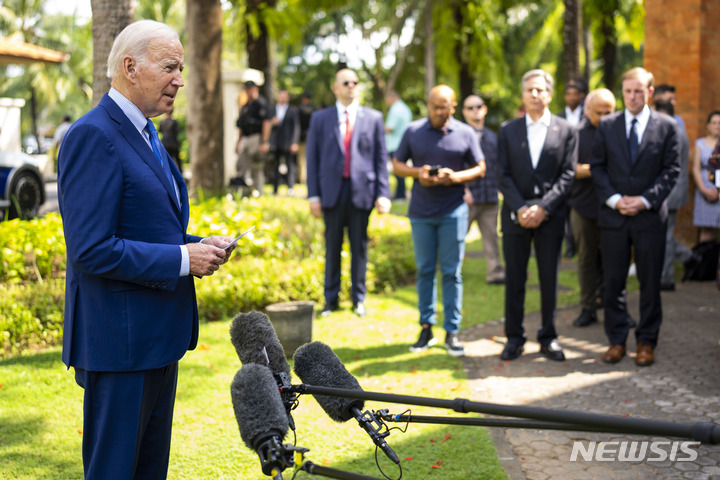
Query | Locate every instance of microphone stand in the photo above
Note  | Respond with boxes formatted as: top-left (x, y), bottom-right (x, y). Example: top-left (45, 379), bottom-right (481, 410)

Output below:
top-left (378, 411), bottom-right (655, 435)
top-left (298, 461), bottom-right (384, 480)
top-left (284, 384), bottom-right (720, 444)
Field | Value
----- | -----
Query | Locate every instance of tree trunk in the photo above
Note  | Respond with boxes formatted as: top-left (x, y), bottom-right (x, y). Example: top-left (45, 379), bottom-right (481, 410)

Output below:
top-left (90, 0), bottom-right (134, 106)
top-left (246, 0), bottom-right (277, 101)
top-left (561, 0), bottom-right (581, 84)
top-left (186, 0), bottom-right (224, 194)
top-left (582, 9), bottom-right (592, 81)
top-left (424, 0), bottom-right (435, 96)
top-left (598, 0), bottom-right (618, 89)
top-left (455, 2), bottom-right (474, 103)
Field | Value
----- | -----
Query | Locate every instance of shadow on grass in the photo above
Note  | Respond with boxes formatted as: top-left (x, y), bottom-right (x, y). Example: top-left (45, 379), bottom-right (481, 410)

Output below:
top-left (0, 349), bottom-right (61, 368)
top-left (289, 421), bottom-right (507, 480)
top-left (330, 344), bottom-right (467, 381)
top-left (0, 415), bottom-right (82, 479)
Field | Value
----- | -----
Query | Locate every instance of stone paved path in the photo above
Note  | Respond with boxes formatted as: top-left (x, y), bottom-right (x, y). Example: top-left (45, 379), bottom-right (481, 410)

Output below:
top-left (460, 280), bottom-right (720, 480)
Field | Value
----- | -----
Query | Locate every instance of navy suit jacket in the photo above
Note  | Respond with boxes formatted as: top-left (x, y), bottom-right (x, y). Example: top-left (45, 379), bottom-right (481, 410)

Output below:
top-left (589, 109), bottom-right (680, 231)
top-left (497, 114), bottom-right (578, 235)
top-left (58, 94), bottom-right (202, 372)
top-left (305, 105), bottom-right (390, 210)
top-left (270, 104), bottom-right (300, 152)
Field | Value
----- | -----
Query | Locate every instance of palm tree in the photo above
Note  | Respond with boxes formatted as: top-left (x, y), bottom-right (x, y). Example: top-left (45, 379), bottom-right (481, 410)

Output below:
top-left (89, 0), bottom-right (133, 106)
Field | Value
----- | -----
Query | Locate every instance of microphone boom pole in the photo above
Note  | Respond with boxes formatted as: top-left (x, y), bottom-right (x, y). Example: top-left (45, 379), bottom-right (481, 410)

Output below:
top-left (285, 384), bottom-right (720, 444)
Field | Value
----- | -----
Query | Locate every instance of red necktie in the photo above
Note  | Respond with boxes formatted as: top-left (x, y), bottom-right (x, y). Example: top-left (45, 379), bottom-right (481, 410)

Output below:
top-left (343, 110), bottom-right (352, 178)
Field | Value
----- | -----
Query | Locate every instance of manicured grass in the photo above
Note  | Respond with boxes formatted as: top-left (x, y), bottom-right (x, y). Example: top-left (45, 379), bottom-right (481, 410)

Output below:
top-left (0, 237), bottom-right (508, 479)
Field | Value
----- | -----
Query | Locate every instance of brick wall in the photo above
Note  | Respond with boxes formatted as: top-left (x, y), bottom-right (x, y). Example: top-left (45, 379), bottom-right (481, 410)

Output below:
top-left (645, 0), bottom-right (720, 245)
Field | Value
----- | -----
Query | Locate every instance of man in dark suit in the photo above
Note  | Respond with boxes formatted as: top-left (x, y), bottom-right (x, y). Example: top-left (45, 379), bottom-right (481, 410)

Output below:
top-left (306, 68), bottom-right (391, 318)
top-left (569, 88), bottom-right (616, 328)
top-left (57, 21), bottom-right (233, 479)
top-left (269, 89), bottom-right (301, 195)
top-left (497, 69), bottom-right (578, 361)
top-left (590, 67), bottom-right (681, 366)
top-left (557, 77), bottom-right (587, 258)
top-left (557, 77), bottom-right (588, 127)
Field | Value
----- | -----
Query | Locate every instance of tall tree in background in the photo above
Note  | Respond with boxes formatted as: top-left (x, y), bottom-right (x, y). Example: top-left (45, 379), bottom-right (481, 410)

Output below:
top-left (90, 0), bottom-right (133, 106)
top-left (245, 0), bottom-right (278, 101)
top-left (186, 0), bottom-right (224, 194)
top-left (561, 0), bottom-right (581, 84)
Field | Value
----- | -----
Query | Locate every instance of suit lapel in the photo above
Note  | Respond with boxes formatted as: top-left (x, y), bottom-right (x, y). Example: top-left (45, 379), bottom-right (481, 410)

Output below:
top-left (537, 117), bottom-right (560, 169)
top-left (514, 119), bottom-right (533, 170)
top-left (101, 95), bottom-right (181, 217)
top-left (333, 108), bottom-right (345, 156)
top-left (613, 113), bottom-right (632, 165)
top-left (638, 111), bottom-right (658, 162)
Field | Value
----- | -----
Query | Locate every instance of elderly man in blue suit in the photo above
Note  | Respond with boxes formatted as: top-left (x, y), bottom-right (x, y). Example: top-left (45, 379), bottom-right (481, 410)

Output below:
top-left (306, 68), bottom-right (391, 318)
top-left (58, 20), bottom-right (233, 479)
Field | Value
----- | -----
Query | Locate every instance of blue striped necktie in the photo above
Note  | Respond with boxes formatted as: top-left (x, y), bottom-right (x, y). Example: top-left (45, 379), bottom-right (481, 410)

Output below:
top-left (147, 119), bottom-right (178, 202)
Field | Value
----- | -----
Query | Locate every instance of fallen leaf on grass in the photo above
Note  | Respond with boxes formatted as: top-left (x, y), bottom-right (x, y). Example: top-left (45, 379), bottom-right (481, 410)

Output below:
top-left (198, 344), bottom-right (211, 351)
top-left (440, 434), bottom-right (450, 443)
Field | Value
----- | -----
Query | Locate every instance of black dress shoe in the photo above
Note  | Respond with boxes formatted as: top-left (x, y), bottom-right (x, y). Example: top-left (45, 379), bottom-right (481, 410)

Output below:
top-left (320, 302), bottom-right (339, 317)
top-left (539, 339), bottom-right (565, 361)
top-left (572, 309), bottom-right (598, 327)
top-left (353, 302), bottom-right (367, 317)
top-left (500, 343), bottom-right (524, 361)
top-left (660, 282), bottom-right (675, 291)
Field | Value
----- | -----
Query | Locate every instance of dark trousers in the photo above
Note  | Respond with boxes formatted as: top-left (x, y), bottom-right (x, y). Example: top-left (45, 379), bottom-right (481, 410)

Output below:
top-left (571, 209), bottom-right (602, 310)
top-left (74, 363), bottom-right (179, 480)
top-left (271, 149), bottom-right (297, 193)
top-left (323, 179), bottom-right (370, 305)
top-left (503, 227), bottom-right (563, 347)
top-left (601, 222), bottom-right (665, 348)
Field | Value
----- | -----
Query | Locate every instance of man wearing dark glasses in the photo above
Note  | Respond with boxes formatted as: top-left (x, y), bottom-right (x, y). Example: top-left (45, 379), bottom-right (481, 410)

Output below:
top-left (306, 68), bottom-right (391, 318)
top-left (461, 94), bottom-right (505, 285)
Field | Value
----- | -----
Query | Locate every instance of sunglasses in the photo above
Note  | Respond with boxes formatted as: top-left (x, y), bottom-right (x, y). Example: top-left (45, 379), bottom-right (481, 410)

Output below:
top-left (464, 104), bottom-right (484, 110)
top-left (343, 80), bottom-right (359, 87)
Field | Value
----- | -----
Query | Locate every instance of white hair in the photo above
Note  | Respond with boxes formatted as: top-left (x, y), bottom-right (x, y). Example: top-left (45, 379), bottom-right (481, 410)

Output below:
top-left (106, 20), bottom-right (180, 80)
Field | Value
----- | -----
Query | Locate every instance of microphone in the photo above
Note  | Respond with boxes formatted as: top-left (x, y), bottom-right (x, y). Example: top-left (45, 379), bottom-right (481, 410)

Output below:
top-left (293, 342), bottom-right (400, 465)
top-left (230, 311), bottom-right (297, 426)
top-left (230, 311), bottom-right (290, 374)
top-left (231, 363), bottom-right (293, 478)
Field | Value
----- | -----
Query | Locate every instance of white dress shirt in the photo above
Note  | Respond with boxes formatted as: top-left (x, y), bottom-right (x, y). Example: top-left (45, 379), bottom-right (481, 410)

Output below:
top-left (526, 109), bottom-right (551, 170)
top-left (605, 105), bottom-right (652, 210)
top-left (564, 106), bottom-right (582, 126)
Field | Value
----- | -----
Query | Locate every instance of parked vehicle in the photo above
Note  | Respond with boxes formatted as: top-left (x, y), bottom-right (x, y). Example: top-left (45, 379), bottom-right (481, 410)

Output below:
top-left (0, 151), bottom-right (46, 220)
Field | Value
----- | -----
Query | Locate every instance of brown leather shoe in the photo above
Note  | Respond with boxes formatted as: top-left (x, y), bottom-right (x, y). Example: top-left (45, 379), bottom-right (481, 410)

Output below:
top-left (602, 344), bottom-right (626, 364)
top-left (635, 342), bottom-right (655, 366)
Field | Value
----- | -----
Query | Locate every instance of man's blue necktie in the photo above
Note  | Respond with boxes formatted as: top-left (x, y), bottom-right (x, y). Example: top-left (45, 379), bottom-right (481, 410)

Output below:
top-left (628, 118), bottom-right (639, 164)
top-left (147, 119), bottom-right (178, 203)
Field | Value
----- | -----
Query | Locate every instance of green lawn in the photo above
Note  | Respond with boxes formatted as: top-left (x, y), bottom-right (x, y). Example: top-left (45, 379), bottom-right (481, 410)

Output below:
top-left (1, 209), bottom-right (630, 479)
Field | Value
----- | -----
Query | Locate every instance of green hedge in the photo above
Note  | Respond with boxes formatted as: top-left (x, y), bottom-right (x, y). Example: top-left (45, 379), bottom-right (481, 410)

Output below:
top-left (0, 194), bottom-right (415, 357)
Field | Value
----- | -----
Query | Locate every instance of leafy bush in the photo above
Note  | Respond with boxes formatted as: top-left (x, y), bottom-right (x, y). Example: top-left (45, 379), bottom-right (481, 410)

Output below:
top-left (1, 195), bottom-right (415, 357)
top-left (0, 215), bottom-right (66, 284)
top-left (0, 280), bottom-right (65, 356)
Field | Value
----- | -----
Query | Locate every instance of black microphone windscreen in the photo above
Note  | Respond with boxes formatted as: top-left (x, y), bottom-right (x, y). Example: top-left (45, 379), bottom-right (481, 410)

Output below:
top-left (230, 311), bottom-right (291, 375)
top-left (231, 363), bottom-right (289, 451)
top-left (293, 341), bottom-right (364, 422)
